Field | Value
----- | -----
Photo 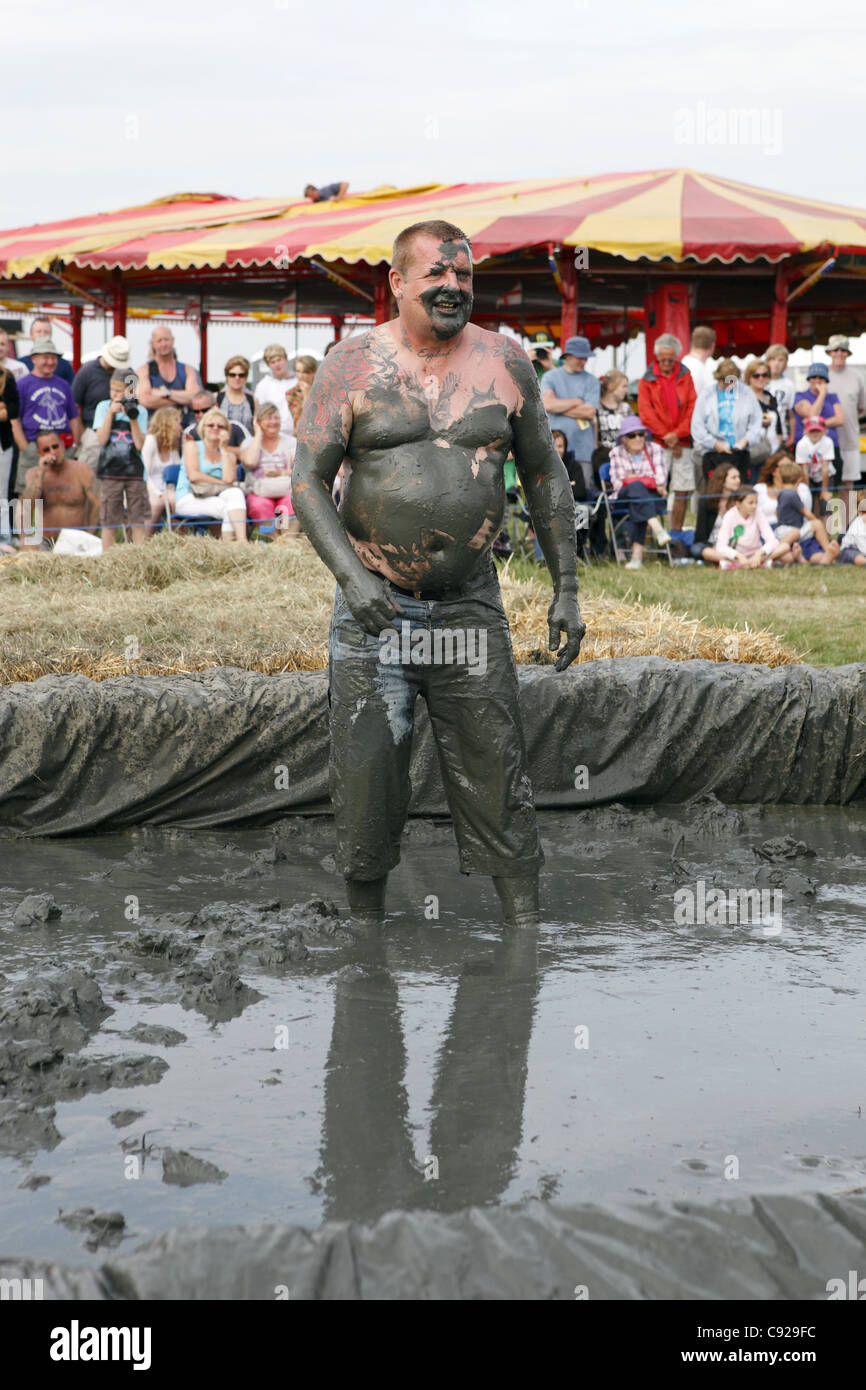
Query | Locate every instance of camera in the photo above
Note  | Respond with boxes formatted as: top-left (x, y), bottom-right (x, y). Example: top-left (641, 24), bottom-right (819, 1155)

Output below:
top-left (124, 399), bottom-right (140, 419)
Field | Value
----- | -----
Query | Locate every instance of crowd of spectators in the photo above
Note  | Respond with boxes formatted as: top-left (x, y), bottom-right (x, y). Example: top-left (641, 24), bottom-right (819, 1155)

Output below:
top-left (0, 310), bottom-right (864, 573)
top-left (541, 325), bottom-right (866, 570)
top-left (0, 319), bottom-right (321, 554)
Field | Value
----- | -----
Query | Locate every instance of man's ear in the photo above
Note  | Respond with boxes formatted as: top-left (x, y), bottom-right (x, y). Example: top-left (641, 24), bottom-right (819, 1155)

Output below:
top-left (388, 267), bottom-right (403, 299)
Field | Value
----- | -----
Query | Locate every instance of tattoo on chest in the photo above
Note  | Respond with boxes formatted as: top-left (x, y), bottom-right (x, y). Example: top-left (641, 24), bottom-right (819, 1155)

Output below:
top-left (304, 328), bottom-right (532, 452)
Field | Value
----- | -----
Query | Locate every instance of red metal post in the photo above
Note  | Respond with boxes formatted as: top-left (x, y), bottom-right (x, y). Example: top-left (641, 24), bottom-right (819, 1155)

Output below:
top-left (769, 266), bottom-right (787, 345)
top-left (111, 268), bottom-right (127, 335)
top-left (70, 305), bottom-right (83, 370)
top-left (559, 252), bottom-right (578, 345)
top-left (330, 314), bottom-right (344, 343)
top-left (644, 282), bottom-right (691, 360)
top-left (199, 310), bottom-right (210, 383)
top-left (373, 267), bottom-right (391, 325)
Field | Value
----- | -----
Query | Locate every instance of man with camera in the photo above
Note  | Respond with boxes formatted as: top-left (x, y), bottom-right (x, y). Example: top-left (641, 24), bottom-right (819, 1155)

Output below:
top-left (72, 335), bottom-right (132, 469)
top-left (93, 370), bottom-right (150, 547)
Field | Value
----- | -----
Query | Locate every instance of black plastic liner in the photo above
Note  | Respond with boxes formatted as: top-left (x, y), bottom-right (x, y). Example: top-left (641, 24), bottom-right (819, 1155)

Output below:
top-left (1, 660), bottom-right (865, 834)
top-left (3, 1191), bottom-right (864, 1299)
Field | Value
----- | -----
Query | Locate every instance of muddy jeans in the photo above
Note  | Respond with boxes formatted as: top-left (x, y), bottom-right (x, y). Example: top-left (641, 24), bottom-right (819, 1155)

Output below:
top-left (328, 560), bottom-right (543, 882)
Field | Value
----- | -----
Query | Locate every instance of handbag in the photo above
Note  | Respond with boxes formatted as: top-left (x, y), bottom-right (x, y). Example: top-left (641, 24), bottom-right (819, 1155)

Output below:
top-left (750, 435), bottom-right (772, 466)
top-left (251, 474), bottom-right (291, 498)
top-left (96, 436), bottom-right (145, 479)
top-left (190, 478), bottom-right (230, 497)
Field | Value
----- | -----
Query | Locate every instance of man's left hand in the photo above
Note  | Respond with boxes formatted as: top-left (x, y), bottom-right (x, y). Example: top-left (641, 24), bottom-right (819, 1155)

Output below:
top-left (548, 590), bottom-right (586, 671)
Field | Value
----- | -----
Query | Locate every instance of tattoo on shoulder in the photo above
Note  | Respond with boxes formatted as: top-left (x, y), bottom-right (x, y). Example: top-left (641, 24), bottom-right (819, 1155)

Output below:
top-left (301, 332), bottom-right (400, 440)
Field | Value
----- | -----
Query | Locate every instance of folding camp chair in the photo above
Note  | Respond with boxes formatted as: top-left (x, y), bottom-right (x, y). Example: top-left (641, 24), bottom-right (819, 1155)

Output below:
top-left (598, 462), bottom-right (673, 567)
top-left (574, 493), bottom-right (606, 565)
top-left (503, 487), bottom-right (537, 562)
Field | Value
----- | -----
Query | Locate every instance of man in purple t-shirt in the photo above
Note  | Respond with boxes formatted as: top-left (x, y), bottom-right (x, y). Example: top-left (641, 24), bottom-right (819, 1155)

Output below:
top-left (11, 339), bottom-right (80, 491)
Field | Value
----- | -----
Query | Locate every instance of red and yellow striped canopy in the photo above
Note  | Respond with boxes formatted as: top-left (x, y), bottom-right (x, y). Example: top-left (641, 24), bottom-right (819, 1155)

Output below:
top-left (3, 170), bottom-right (866, 279)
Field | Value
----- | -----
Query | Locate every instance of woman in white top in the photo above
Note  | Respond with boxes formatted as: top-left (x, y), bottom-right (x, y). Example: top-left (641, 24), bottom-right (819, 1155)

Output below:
top-left (253, 343), bottom-right (297, 443)
top-left (142, 406), bottom-right (182, 527)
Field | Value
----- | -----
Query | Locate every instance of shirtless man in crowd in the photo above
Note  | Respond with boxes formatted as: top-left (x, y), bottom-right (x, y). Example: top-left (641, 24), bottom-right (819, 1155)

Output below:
top-left (292, 219), bottom-right (585, 928)
top-left (22, 430), bottom-right (100, 543)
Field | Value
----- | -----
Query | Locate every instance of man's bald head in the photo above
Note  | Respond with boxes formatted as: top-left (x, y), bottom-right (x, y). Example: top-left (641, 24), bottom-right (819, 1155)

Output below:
top-left (391, 220), bottom-right (471, 278)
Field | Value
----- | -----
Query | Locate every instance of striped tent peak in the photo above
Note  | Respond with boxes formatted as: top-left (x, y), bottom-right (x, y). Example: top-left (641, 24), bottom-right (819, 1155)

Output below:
top-left (3, 171), bottom-right (866, 277)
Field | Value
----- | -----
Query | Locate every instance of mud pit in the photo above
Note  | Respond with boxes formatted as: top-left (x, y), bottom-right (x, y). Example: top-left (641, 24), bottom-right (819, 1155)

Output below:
top-left (1, 800), bottom-right (865, 1298)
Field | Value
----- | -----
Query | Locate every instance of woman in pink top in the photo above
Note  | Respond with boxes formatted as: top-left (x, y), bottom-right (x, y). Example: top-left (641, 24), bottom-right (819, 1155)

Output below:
top-left (239, 402), bottom-right (300, 535)
top-left (715, 488), bottom-right (791, 569)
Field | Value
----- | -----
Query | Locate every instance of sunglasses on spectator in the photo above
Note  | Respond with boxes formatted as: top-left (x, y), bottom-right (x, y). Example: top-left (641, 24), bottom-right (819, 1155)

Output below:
top-left (624, 431), bottom-right (645, 439)
top-left (192, 408), bottom-right (208, 415)
top-left (226, 370), bottom-right (247, 378)
top-left (751, 371), bottom-right (769, 379)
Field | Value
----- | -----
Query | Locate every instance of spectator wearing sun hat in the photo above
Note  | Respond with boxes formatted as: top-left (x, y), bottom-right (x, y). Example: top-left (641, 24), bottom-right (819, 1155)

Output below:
top-left (607, 414), bottom-right (671, 569)
top-left (825, 334), bottom-right (866, 488)
top-left (20, 316), bottom-right (74, 384)
top-left (73, 336), bottom-right (133, 469)
top-left (793, 363), bottom-right (844, 451)
top-left (12, 339), bottom-right (80, 489)
top-left (541, 334), bottom-right (599, 489)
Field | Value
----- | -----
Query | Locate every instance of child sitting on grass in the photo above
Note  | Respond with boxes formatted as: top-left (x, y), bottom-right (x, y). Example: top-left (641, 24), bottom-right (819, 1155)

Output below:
top-left (838, 494), bottom-right (866, 566)
top-left (774, 460), bottom-right (840, 565)
top-left (714, 487), bottom-right (792, 569)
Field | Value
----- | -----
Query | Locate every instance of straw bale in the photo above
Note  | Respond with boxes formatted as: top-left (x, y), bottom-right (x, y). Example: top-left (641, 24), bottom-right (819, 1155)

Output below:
top-left (0, 533), bottom-right (797, 682)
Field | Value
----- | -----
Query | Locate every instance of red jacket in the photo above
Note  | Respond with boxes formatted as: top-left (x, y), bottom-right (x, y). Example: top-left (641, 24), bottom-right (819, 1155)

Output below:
top-left (638, 362), bottom-right (696, 445)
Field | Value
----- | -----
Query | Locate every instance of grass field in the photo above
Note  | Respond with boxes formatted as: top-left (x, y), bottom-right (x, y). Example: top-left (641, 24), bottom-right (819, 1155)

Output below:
top-left (564, 559), bottom-right (866, 667)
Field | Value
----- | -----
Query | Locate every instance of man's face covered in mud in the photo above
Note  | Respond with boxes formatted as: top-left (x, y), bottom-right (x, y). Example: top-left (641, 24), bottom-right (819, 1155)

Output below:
top-left (398, 234), bottom-right (474, 340)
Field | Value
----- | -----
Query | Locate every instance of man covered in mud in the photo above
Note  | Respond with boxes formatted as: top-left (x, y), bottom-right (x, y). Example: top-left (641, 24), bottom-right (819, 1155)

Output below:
top-left (292, 220), bottom-right (585, 928)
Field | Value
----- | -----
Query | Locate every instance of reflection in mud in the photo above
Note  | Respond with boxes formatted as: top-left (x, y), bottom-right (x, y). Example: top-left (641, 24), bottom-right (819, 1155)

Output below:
top-left (321, 931), bottom-right (538, 1220)
top-left (1, 801), bottom-right (865, 1284)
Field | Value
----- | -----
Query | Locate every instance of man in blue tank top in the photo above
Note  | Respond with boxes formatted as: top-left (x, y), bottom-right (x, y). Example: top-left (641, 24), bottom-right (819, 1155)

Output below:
top-left (136, 328), bottom-right (201, 427)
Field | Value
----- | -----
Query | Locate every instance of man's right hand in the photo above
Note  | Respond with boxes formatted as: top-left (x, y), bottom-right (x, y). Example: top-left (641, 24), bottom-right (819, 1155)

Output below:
top-left (342, 567), bottom-right (402, 636)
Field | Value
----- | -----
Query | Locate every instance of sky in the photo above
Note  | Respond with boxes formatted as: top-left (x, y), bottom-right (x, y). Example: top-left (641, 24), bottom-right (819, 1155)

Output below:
top-left (2, 0), bottom-right (865, 369)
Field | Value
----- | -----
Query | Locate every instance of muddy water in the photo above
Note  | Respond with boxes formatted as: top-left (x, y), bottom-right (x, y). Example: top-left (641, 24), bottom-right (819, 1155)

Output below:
top-left (1, 801), bottom-right (865, 1271)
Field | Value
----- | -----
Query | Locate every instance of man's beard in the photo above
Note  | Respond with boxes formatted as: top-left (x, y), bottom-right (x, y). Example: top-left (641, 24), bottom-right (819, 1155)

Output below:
top-left (419, 287), bottom-right (473, 340)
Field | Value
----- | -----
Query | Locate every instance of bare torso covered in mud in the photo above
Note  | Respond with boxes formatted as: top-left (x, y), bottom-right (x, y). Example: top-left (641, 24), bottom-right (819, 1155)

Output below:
top-left (337, 322), bottom-right (521, 588)
top-left (293, 223), bottom-right (582, 668)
